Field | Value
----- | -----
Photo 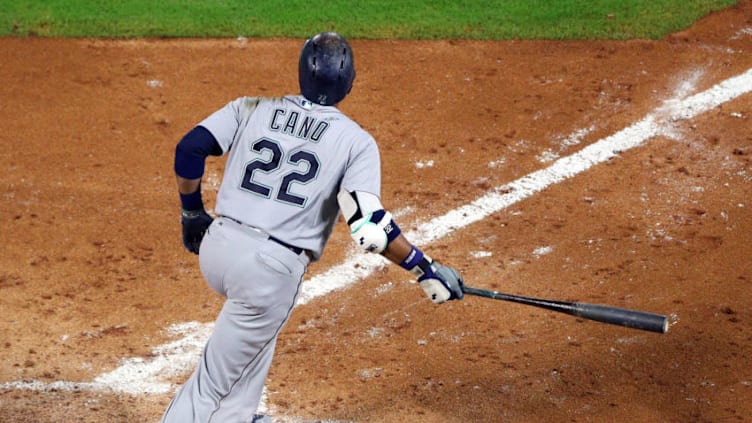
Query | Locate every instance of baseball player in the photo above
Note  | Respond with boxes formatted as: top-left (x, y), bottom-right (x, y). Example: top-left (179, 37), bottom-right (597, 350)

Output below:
top-left (162, 32), bottom-right (464, 423)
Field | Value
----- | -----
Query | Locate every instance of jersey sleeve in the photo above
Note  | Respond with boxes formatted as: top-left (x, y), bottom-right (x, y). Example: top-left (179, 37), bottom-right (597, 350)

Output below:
top-left (341, 136), bottom-right (382, 197)
top-left (197, 97), bottom-right (261, 154)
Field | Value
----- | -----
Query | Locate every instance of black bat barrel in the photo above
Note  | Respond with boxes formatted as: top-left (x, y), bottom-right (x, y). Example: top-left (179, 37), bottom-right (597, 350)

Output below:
top-left (461, 286), bottom-right (669, 334)
top-left (571, 303), bottom-right (668, 333)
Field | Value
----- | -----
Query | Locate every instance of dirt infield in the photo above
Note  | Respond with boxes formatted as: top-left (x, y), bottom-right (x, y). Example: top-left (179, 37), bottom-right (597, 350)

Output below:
top-left (1, 3), bottom-right (751, 422)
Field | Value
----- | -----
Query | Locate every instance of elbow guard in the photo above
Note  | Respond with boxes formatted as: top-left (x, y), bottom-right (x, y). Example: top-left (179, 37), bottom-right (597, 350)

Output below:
top-left (337, 190), bottom-right (401, 254)
top-left (349, 210), bottom-right (400, 253)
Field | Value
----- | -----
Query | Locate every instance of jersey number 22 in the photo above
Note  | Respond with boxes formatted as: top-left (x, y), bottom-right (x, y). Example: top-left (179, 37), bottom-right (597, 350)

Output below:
top-left (241, 138), bottom-right (320, 207)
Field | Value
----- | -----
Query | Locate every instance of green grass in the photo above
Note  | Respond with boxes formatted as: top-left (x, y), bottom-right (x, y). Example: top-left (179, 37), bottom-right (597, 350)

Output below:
top-left (0, 0), bottom-right (738, 40)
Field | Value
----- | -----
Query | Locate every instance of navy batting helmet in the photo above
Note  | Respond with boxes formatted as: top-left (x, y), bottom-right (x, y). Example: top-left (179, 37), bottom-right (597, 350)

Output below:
top-left (298, 32), bottom-right (355, 106)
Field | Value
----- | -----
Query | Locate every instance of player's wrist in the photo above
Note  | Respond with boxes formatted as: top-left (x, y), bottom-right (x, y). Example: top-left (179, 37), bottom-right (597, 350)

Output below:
top-left (179, 190), bottom-right (204, 211)
top-left (400, 246), bottom-right (433, 278)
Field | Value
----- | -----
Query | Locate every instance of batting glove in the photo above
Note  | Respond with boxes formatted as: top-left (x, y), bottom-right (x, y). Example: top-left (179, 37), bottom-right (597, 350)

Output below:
top-left (418, 261), bottom-right (464, 304)
top-left (181, 209), bottom-right (213, 254)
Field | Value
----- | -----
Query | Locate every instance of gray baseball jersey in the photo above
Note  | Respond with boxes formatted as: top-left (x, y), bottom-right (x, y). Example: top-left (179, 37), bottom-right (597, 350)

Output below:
top-left (161, 95), bottom-right (383, 423)
top-left (200, 95), bottom-right (381, 260)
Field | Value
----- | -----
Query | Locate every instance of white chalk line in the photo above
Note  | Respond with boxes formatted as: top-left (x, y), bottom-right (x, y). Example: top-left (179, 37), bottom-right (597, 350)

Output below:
top-left (2, 68), bottom-right (751, 404)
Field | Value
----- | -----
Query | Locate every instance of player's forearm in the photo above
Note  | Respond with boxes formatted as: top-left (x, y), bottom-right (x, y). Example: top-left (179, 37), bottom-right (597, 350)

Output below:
top-left (177, 175), bottom-right (201, 195)
top-left (176, 175), bottom-right (205, 211)
top-left (382, 234), bottom-right (415, 265)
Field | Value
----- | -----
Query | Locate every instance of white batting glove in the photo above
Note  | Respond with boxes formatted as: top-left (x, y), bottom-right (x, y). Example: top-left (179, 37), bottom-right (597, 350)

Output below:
top-left (418, 261), bottom-right (464, 304)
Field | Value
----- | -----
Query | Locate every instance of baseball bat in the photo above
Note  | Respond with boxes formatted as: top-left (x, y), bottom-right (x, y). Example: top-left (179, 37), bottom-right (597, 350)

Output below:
top-left (461, 286), bottom-right (669, 334)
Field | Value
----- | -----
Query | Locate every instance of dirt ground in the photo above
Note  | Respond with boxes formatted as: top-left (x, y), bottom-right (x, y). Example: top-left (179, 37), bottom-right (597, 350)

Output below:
top-left (1, 3), bottom-right (751, 422)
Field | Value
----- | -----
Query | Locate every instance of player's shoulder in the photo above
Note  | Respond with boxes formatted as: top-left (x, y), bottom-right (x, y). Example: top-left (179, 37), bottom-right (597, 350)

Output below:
top-left (224, 95), bottom-right (293, 120)
top-left (223, 96), bottom-right (265, 115)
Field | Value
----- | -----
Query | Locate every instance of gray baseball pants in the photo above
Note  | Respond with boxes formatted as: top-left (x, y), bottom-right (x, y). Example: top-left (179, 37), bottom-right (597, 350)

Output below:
top-left (161, 217), bottom-right (309, 423)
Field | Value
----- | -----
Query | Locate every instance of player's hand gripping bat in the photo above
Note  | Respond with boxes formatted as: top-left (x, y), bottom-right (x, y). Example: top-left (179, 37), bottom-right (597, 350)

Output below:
top-left (461, 286), bottom-right (669, 334)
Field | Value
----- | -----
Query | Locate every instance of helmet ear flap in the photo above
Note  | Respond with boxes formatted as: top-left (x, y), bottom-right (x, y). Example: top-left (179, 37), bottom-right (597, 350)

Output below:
top-left (298, 32), bottom-right (355, 106)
